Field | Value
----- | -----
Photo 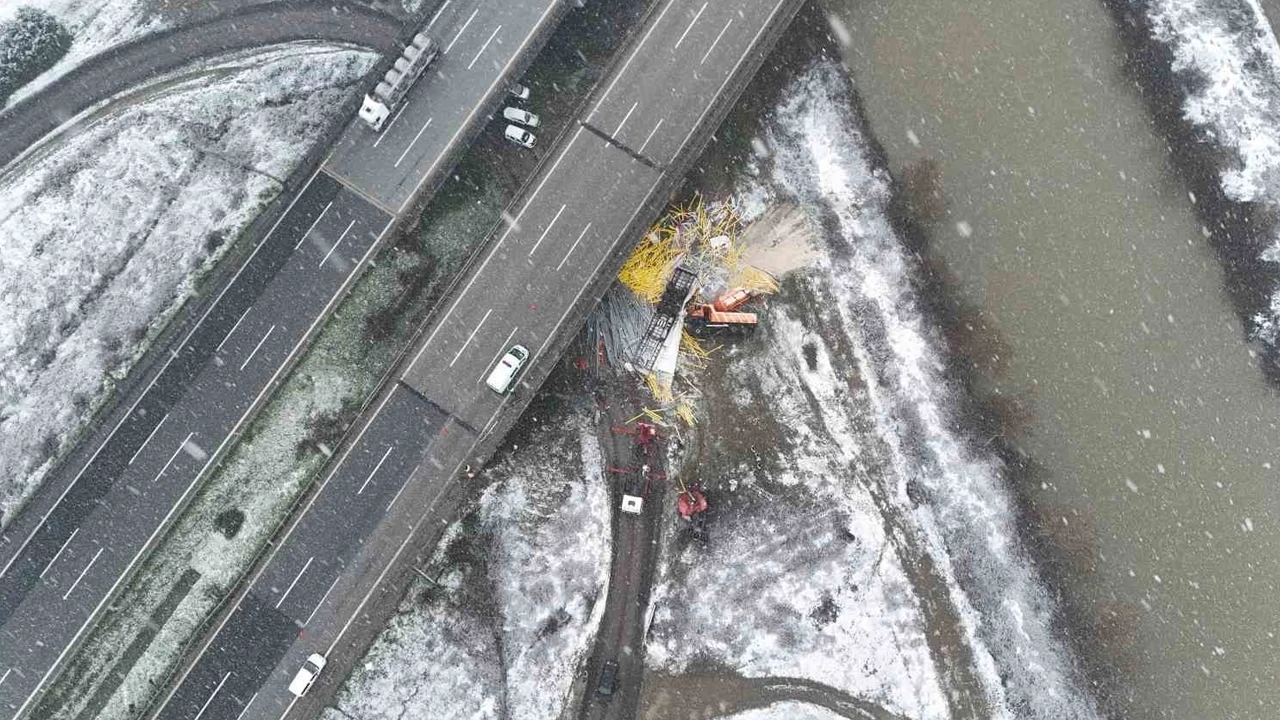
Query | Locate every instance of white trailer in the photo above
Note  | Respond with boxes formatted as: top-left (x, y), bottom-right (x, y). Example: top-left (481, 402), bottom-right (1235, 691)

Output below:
top-left (359, 32), bottom-right (439, 131)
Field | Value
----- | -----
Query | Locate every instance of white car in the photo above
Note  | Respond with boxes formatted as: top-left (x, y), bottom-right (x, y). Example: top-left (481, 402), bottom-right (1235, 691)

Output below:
top-left (486, 345), bottom-right (529, 394)
top-left (503, 106), bottom-right (540, 128)
top-left (504, 125), bottom-right (536, 149)
top-left (288, 654), bottom-right (326, 697)
top-left (508, 83), bottom-right (530, 101)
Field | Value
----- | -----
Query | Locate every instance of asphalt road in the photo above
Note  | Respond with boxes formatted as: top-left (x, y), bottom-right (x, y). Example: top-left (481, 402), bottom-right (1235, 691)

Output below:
top-left (0, 1), bottom-right (404, 172)
top-left (325, 0), bottom-right (563, 214)
top-left (0, 0), bottom-right (574, 715)
top-left (147, 0), bottom-right (803, 718)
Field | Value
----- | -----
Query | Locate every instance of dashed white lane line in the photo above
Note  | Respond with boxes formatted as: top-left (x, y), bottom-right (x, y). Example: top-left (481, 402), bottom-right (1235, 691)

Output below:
top-left (469, 25), bottom-right (501, 70)
top-left (0, 668), bottom-right (11, 686)
top-left (304, 574), bottom-right (342, 627)
top-left (192, 671), bottom-right (231, 720)
top-left (450, 308), bottom-right (492, 367)
top-left (701, 18), bottom-right (733, 64)
top-left (556, 222), bottom-right (592, 272)
top-left (527, 204), bottom-right (566, 258)
top-left (128, 413), bottom-right (169, 466)
top-left (591, 0), bottom-right (676, 118)
top-left (318, 219), bottom-right (357, 268)
top-left (372, 103), bottom-right (410, 148)
top-left (153, 432), bottom-right (195, 483)
top-left (637, 118), bottom-right (664, 155)
top-left (216, 309), bottom-right (252, 354)
top-left (395, 117), bottom-right (433, 168)
top-left (426, 0), bottom-right (451, 29)
top-left (673, 2), bottom-right (708, 51)
top-left (386, 463), bottom-right (423, 513)
top-left (357, 447), bottom-right (395, 496)
top-left (239, 325), bottom-right (277, 372)
top-left (61, 547), bottom-right (103, 601)
top-left (39, 527), bottom-right (79, 580)
top-left (294, 201), bottom-right (332, 250)
top-left (478, 327), bottom-right (519, 384)
top-left (233, 692), bottom-right (258, 720)
top-left (613, 101), bottom-right (639, 139)
top-left (274, 555), bottom-right (314, 610)
top-left (445, 8), bottom-right (479, 54)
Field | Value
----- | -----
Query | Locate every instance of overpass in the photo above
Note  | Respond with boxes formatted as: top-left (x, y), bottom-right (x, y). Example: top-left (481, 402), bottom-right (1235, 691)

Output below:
top-left (0, 0), bottom-right (577, 716)
top-left (148, 0), bottom-right (805, 718)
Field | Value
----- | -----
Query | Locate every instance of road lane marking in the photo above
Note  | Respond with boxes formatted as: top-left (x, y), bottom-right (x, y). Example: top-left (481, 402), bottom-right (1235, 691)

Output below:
top-left (479, 327), bottom-right (519, 384)
top-left (673, 2), bottom-right (708, 51)
top-left (239, 325), bottom-right (277, 371)
top-left (386, 463), bottom-right (423, 512)
top-left (277, 694), bottom-right (299, 720)
top-left (39, 527), bottom-right (79, 580)
top-left (637, 118), bottom-right (664, 155)
top-left (216, 309), bottom-right (252, 354)
top-left (556, 223), bottom-right (592, 272)
top-left (319, 219), bottom-right (357, 268)
top-left (295, 201), bottom-right (333, 250)
top-left (527, 204), bottom-right (566, 258)
top-left (153, 432), bottom-right (195, 483)
top-left (591, 0), bottom-right (676, 119)
top-left (372, 103), bottom-right (410, 147)
top-left (304, 575), bottom-right (342, 627)
top-left (0, 668), bottom-right (10, 686)
top-left (450, 308), bottom-right (492, 367)
top-left (701, 18), bottom-right (733, 64)
top-left (612, 101), bottom-right (639, 140)
top-left (469, 26), bottom-right (501, 70)
top-left (62, 546), bottom-right (103, 600)
top-left (192, 671), bottom-right (231, 720)
top-left (275, 555), bottom-right (314, 610)
top-left (395, 117), bottom-right (433, 168)
top-left (357, 446), bottom-right (395, 496)
top-left (128, 413), bottom-right (170, 466)
top-left (233, 692), bottom-right (258, 720)
top-left (445, 8), bottom-right (479, 54)
top-left (426, 0), bottom-right (451, 29)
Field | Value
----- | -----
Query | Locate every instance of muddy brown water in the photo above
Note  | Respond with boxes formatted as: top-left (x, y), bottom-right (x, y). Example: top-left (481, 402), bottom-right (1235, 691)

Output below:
top-left (820, 0), bottom-right (1280, 717)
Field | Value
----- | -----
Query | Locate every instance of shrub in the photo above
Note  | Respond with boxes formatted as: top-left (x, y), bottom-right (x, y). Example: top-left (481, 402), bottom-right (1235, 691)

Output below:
top-left (0, 7), bottom-right (73, 106)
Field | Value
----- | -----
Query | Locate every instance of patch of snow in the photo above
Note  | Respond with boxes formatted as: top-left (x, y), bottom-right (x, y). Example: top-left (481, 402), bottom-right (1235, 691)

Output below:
top-left (329, 413), bottom-right (611, 720)
top-left (1, 0), bottom-right (163, 108)
top-left (0, 43), bottom-right (376, 530)
top-left (715, 702), bottom-right (847, 720)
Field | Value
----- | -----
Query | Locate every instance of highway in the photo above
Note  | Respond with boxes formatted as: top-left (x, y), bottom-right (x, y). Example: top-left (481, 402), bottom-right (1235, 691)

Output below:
top-left (147, 0), bottom-right (804, 717)
top-left (0, 0), bottom-right (574, 716)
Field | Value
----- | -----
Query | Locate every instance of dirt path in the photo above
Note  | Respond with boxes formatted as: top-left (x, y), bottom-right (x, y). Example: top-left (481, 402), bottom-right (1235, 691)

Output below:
top-left (639, 670), bottom-right (912, 720)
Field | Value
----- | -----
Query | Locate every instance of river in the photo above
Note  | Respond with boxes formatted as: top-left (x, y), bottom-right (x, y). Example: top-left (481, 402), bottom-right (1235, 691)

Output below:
top-left (817, 0), bottom-right (1280, 717)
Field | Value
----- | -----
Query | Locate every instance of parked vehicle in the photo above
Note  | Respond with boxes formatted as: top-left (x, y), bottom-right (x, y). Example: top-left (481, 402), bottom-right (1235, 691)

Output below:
top-left (504, 125), bottom-right (537, 149)
top-left (359, 33), bottom-right (439, 131)
top-left (486, 345), bottom-right (529, 394)
top-left (502, 106), bottom-right (540, 128)
top-left (596, 660), bottom-right (619, 698)
top-left (288, 654), bottom-right (327, 697)
top-left (508, 83), bottom-right (531, 101)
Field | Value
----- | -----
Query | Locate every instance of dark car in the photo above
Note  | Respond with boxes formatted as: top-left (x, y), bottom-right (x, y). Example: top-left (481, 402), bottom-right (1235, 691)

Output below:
top-left (596, 660), bottom-right (619, 698)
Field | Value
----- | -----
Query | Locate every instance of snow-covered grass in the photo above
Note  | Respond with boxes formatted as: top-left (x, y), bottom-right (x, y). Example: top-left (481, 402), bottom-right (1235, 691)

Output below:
top-left (326, 411), bottom-right (611, 720)
top-left (0, 42), bottom-right (377, 531)
top-left (650, 60), bottom-right (1099, 720)
top-left (0, 0), bottom-right (162, 108)
top-left (35, 154), bottom-right (504, 720)
top-left (1139, 0), bottom-right (1280, 343)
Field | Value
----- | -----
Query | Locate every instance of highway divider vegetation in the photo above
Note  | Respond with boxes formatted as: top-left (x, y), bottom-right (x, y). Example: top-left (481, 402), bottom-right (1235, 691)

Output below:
top-left (0, 7), bottom-right (72, 105)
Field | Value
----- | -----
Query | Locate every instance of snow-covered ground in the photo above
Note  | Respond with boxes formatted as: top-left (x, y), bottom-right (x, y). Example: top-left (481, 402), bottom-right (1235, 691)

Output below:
top-left (1138, 0), bottom-right (1280, 343)
top-left (648, 61), bottom-right (1100, 720)
top-left (325, 412), bottom-right (611, 720)
top-left (715, 703), bottom-right (846, 720)
top-left (0, 0), bottom-right (163, 108)
top-left (0, 42), bottom-right (376, 530)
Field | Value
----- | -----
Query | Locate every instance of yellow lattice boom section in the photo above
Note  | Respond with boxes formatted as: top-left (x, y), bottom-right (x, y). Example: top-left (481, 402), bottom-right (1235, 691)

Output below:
top-left (618, 229), bottom-right (682, 303)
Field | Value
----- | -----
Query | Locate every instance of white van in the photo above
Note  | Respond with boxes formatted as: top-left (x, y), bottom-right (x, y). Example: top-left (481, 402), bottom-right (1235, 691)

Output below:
top-left (504, 125), bottom-right (536, 149)
top-left (486, 345), bottom-right (529, 394)
top-left (288, 653), bottom-right (326, 697)
top-left (503, 107), bottom-right (540, 128)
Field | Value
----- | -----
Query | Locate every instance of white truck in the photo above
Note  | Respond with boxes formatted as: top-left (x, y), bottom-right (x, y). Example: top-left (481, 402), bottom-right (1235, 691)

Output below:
top-left (359, 32), bottom-right (440, 131)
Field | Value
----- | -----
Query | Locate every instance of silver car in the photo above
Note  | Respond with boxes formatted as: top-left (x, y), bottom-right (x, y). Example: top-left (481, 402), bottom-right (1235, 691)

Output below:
top-left (504, 125), bottom-right (536, 149)
top-left (503, 106), bottom-right (540, 128)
